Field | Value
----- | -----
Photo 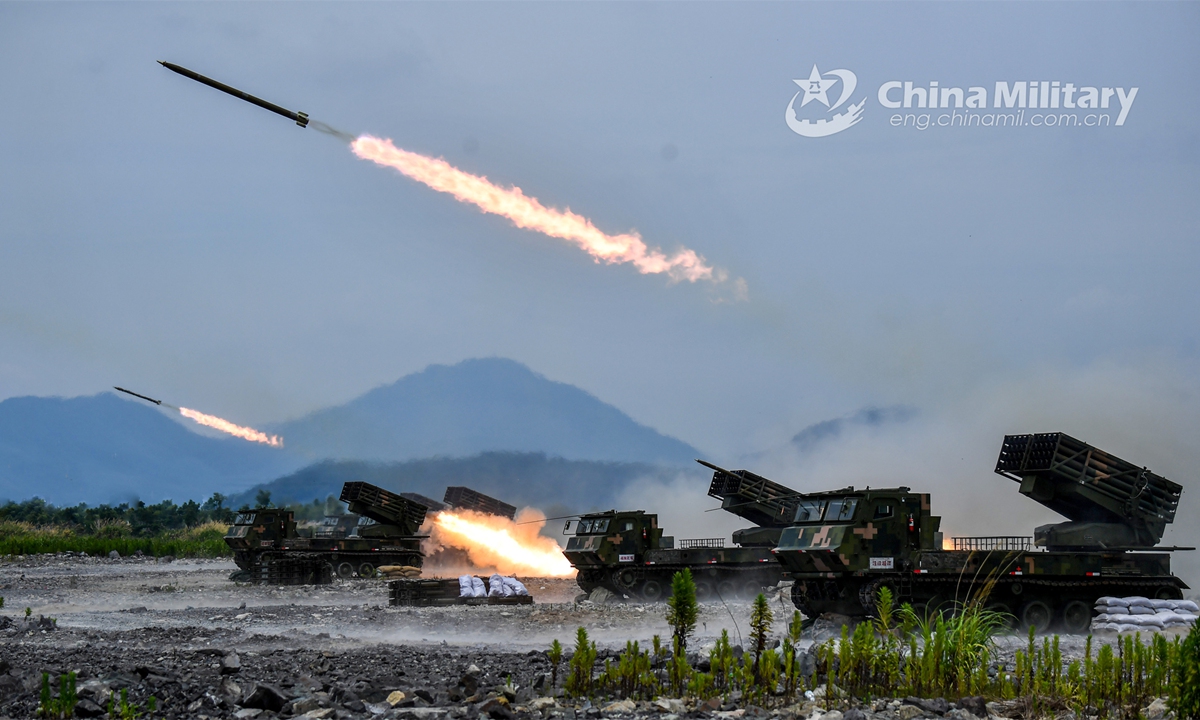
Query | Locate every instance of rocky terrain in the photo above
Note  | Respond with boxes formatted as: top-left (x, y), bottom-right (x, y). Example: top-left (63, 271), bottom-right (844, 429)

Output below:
top-left (0, 554), bottom-right (1182, 720)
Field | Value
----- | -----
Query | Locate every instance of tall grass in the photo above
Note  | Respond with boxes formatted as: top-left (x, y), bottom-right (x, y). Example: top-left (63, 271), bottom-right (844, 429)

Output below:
top-left (543, 587), bottom-right (1199, 718)
top-left (0, 520), bottom-right (230, 558)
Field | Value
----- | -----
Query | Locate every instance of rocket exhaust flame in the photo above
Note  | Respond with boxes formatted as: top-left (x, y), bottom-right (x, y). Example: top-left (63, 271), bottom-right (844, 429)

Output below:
top-left (177, 407), bottom-right (283, 447)
top-left (428, 508), bottom-right (575, 577)
top-left (351, 135), bottom-right (726, 284)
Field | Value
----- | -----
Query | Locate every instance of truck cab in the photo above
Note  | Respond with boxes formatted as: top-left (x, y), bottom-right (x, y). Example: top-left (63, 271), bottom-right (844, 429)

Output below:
top-left (224, 509), bottom-right (299, 568)
top-left (773, 488), bottom-right (941, 575)
top-left (562, 510), bottom-right (665, 569)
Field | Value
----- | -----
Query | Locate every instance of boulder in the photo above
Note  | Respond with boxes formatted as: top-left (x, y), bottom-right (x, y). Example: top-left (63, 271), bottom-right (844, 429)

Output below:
top-left (241, 683), bottom-right (288, 712)
top-left (221, 652), bottom-right (241, 675)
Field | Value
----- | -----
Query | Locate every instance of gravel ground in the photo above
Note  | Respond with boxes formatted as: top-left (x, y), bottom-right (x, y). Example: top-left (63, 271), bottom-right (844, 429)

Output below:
top-left (0, 554), bottom-right (1182, 720)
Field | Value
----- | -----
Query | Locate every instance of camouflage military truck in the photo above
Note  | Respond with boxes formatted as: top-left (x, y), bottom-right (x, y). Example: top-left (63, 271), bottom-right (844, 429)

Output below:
top-left (772, 432), bottom-right (1190, 632)
top-left (562, 461), bottom-right (803, 601)
top-left (225, 480), bottom-right (429, 584)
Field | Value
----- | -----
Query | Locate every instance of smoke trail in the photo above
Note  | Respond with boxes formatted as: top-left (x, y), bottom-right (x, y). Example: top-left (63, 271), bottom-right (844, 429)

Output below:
top-left (351, 134), bottom-right (728, 284)
top-left (311, 120), bottom-right (356, 143)
top-left (178, 407), bottom-right (283, 447)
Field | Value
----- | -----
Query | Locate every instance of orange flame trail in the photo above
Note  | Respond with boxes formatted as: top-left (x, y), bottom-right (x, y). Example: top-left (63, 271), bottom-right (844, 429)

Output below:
top-left (351, 135), bottom-right (725, 284)
top-left (430, 508), bottom-right (574, 577)
top-left (178, 407), bottom-right (283, 447)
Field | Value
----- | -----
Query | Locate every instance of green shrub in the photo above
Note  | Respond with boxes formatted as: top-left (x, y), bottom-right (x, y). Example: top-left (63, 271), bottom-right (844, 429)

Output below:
top-left (665, 569), bottom-right (698, 652)
top-left (1172, 623), bottom-right (1200, 720)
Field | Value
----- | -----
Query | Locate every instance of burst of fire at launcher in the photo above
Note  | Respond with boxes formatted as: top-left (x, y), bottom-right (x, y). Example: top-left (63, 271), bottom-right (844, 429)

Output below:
top-left (350, 135), bottom-right (726, 284)
top-left (113, 387), bottom-right (282, 447)
top-left (428, 508), bottom-right (575, 577)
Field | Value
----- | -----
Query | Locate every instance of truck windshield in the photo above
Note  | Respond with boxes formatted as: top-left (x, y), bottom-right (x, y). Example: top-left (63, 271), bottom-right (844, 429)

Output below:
top-left (234, 513), bottom-right (255, 525)
top-left (577, 520), bottom-right (592, 534)
top-left (826, 498), bottom-right (858, 522)
top-left (794, 500), bottom-right (826, 523)
top-left (592, 519), bottom-right (610, 533)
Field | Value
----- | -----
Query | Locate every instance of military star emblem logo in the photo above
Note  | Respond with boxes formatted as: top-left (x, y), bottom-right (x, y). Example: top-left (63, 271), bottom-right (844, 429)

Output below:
top-left (794, 65), bottom-right (838, 108)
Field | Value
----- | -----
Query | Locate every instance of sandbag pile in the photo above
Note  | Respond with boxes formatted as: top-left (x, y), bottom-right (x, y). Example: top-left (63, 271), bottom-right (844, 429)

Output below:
top-left (378, 565), bottom-right (422, 579)
top-left (458, 575), bottom-right (487, 598)
top-left (1091, 596), bottom-right (1199, 633)
top-left (456, 574), bottom-right (529, 598)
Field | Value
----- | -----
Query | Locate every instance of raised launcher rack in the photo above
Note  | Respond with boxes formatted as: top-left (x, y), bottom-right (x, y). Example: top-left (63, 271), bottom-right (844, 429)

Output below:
top-left (339, 481), bottom-right (429, 536)
top-left (703, 460), bottom-right (802, 528)
top-left (388, 577), bottom-right (534, 607)
top-left (995, 432), bottom-right (1185, 550)
top-left (254, 553), bottom-right (333, 586)
top-left (443, 486), bottom-right (517, 520)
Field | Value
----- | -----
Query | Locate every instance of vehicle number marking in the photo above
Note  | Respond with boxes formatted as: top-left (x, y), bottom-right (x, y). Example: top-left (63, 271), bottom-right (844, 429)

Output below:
top-left (618, 554), bottom-right (635, 563)
top-left (869, 557), bottom-right (894, 570)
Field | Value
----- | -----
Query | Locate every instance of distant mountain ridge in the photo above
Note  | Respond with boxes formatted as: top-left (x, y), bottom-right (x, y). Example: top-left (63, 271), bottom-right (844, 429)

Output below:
top-left (0, 358), bottom-right (702, 505)
top-left (229, 452), bottom-right (685, 512)
top-left (0, 393), bottom-right (304, 505)
top-left (271, 358), bottom-right (701, 465)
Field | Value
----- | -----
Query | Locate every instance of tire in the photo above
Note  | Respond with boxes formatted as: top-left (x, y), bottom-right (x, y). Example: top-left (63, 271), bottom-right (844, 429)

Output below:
top-left (694, 579), bottom-right (715, 602)
top-left (638, 579), bottom-right (665, 602)
top-left (741, 580), bottom-right (765, 601)
top-left (716, 580), bottom-right (737, 600)
top-left (1021, 600), bottom-right (1053, 634)
top-left (986, 602), bottom-right (1018, 630)
top-left (336, 561), bottom-right (355, 579)
top-left (357, 562), bottom-right (376, 578)
top-left (1060, 600), bottom-right (1092, 634)
top-left (1155, 586), bottom-right (1183, 600)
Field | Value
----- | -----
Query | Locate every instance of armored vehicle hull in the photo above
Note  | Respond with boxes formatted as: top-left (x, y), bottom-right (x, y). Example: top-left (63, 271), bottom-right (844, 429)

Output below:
top-left (225, 481), bottom-right (428, 583)
top-left (563, 510), bottom-right (787, 601)
top-left (773, 433), bottom-right (1190, 632)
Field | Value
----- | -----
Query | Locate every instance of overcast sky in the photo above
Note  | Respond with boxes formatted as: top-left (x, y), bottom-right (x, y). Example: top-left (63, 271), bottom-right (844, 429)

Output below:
top-left (2, 2), bottom-right (1197, 473)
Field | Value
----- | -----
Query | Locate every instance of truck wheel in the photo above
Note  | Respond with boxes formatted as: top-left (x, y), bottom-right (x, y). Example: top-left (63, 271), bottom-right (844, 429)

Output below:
top-left (1021, 600), bottom-right (1053, 633)
top-left (741, 581), bottom-right (764, 601)
top-left (336, 562), bottom-right (355, 579)
top-left (716, 580), bottom-right (737, 600)
top-left (986, 602), bottom-right (1017, 629)
top-left (694, 579), bottom-right (714, 602)
top-left (1155, 586), bottom-right (1183, 600)
top-left (358, 562), bottom-right (376, 578)
top-left (638, 579), bottom-right (665, 602)
top-left (1060, 600), bottom-right (1092, 634)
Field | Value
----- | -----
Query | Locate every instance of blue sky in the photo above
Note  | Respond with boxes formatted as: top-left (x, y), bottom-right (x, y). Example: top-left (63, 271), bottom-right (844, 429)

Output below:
top-left (1, 0), bottom-right (1197, 483)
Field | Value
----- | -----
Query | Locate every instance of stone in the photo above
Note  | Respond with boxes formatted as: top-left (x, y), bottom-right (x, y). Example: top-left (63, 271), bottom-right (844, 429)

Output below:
top-left (366, 702), bottom-right (392, 715)
top-left (466, 664), bottom-right (482, 676)
top-left (387, 691), bottom-right (408, 706)
top-left (905, 698), bottom-right (950, 716)
top-left (957, 698), bottom-right (987, 719)
top-left (478, 698), bottom-right (515, 720)
top-left (304, 710), bottom-right (335, 719)
top-left (292, 697), bottom-right (321, 714)
top-left (221, 652), bottom-right (241, 675)
top-left (530, 697), bottom-right (557, 711)
top-left (602, 699), bottom-right (637, 714)
top-left (241, 683), bottom-right (288, 712)
top-left (818, 712), bottom-right (843, 720)
top-left (843, 710), bottom-right (867, 720)
top-left (1143, 699), bottom-right (1169, 720)
top-left (108, 550), bottom-right (120, 559)
top-left (985, 701), bottom-right (1022, 719)
top-left (395, 710), bottom-right (449, 720)
top-left (219, 677), bottom-right (243, 701)
top-left (895, 706), bottom-right (924, 720)
top-left (74, 699), bottom-right (105, 718)
top-left (588, 587), bottom-right (617, 604)
top-left (234, 710), bottom-right (262, 719)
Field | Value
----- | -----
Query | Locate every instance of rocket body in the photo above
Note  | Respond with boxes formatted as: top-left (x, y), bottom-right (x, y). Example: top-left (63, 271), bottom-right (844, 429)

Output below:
top-left (158, 61), bottom-right (309, 128)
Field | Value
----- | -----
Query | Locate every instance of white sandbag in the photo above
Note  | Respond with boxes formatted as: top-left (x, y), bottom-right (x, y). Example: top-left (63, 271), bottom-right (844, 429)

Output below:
top-left (1126, 596), bottom-right (1153, 608)
top-left (1131, 614), bottom-right (1165, 628)
top-left (1129, 605), bottom-right (1156, 616)
top-left (471, 576), bottom-right (487, 598)
top-left (1114, 623), bottom-right (1144, 634)
top-left (503, 577), bottom-right (530, 596)
top-left (1157, 613), bottom-right (1195, 627)
top-left (1176, 600), bottom-right (1199, 614)
top-left (459, 575), bottom-right (474, 598)
top-left (1150, 599), bottom-right (1177, 610)
top-left (487, 574), bottom-right (506, 597)
top-left (1106, 606), bottom-right (1130, 615)
top-left (1099, 596), bottom-right (1129, 607)
top-left (1094, 613), bottom-right (1111, 623)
